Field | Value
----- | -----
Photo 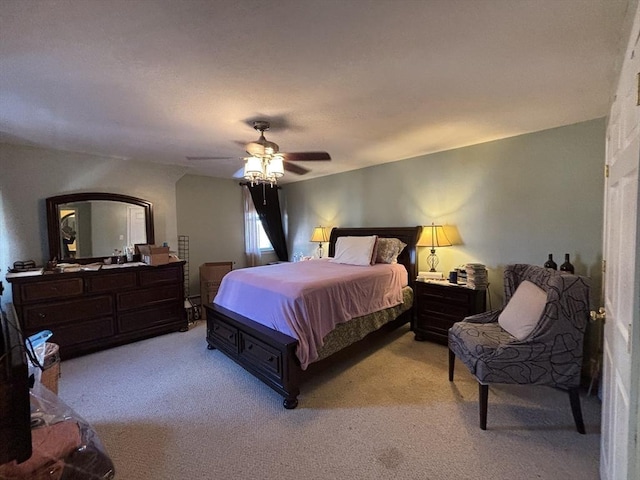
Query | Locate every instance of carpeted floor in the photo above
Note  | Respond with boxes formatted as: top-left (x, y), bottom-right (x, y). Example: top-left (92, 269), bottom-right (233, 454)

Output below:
top-left (58, 322), bottom-right (601, 479)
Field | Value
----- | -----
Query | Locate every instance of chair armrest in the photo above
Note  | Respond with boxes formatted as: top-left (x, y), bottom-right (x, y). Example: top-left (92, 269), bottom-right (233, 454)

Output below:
top-left (463, 310), bottom-right (500, 324)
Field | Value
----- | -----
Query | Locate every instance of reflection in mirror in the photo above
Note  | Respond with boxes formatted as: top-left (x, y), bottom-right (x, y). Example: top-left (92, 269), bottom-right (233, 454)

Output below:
top-left (60, 210), bottom-right (77, 258)
top-left (46, 193), bottom-right (154, 262)
top-left (57, 201), bottom-right (147, 259)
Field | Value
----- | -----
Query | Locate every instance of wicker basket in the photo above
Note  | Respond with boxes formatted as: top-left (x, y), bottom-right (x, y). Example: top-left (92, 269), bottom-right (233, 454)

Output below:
top-left (40, 342), bottom-right (60, 395)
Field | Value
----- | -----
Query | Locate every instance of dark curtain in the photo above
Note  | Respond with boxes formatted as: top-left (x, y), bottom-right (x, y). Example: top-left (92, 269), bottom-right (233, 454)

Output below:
top-left (247, 184), bottom-right (289, 262)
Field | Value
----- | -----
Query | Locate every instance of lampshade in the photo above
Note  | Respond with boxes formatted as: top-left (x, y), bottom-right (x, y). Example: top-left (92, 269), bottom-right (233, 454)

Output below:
top-left (266, 155), bottom-right (285, 178)
top-left (417, 224), bottom-right (452, 248)
top-left (310, 226), bottom-right (329, 259)
top-left (310, 226), bottom-right (329, 243)
top-left (243, 156), bottom-right (263, 179)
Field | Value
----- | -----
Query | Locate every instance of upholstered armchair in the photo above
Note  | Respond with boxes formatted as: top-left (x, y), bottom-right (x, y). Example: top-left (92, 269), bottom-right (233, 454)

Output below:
top-left (448, 264), bottom-right (591, 433)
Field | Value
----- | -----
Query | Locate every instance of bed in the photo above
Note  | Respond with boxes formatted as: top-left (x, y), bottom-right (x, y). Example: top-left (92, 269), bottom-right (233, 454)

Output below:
top-left (204, 226), bottom-right (422, 408)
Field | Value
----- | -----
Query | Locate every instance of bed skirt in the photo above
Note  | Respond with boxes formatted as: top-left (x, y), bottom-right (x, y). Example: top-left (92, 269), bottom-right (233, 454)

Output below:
top-left (315, 286), bottom-right (413, 362)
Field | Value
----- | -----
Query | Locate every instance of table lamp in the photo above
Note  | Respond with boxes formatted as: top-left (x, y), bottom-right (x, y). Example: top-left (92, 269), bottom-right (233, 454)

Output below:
top-left (417, 223), bottom-right (452, 272)
top-left (310, 226), bottom-right (329, 258)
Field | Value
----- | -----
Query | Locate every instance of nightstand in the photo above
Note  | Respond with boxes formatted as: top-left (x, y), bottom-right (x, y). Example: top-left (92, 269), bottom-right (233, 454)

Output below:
top-left (413, 280), bottom-right (487, 344)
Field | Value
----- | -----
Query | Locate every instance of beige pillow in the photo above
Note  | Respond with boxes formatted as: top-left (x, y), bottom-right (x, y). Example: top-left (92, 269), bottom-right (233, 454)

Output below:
top-left (375, 237), bottom-right (407, 264)
top-left (498, 280), bottom-right (547, 340)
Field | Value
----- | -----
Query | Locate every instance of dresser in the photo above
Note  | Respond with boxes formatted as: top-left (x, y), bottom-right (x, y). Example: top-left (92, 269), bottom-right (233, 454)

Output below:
top-left (7, 262), bottom-right (187, 359)
top-left (413, 280), bottom-right (486, 344)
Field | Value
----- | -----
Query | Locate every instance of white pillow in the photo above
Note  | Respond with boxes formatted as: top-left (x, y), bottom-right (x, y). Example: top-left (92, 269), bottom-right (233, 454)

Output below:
top-left (329, 236), bottom-right (378, 266)
top-left (498, 280), bottom-right (547, 340)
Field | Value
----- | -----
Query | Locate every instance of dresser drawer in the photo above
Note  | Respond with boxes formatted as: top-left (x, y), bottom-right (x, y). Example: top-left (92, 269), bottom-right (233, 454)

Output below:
top-left (139, 265), bottom-right (181, 287)
top-left (240, 332), bottom-right (283, 380)
top-left (117, 285), bottom-right (180, 311)
top-left (87, 272), bottom-right (137, 292)
top-left (45, 317), bottom-right (115, 349)
top-left (19, 278), bottom-right (84, 302)
top-left (118, 304), bottom-right (183, 333)
top-left (22, 296), bottom-right (113, 329)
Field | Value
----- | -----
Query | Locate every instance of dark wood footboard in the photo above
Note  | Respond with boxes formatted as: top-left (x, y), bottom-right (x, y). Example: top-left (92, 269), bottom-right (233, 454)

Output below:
top-left (205, 302), bottom-right (413, 408)
top-left (205, 303), bottom-right (303, 408)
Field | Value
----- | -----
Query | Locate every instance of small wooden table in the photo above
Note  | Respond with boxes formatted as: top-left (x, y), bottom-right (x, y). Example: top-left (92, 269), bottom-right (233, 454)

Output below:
top-left (413, 280), bottom-right (487, 345)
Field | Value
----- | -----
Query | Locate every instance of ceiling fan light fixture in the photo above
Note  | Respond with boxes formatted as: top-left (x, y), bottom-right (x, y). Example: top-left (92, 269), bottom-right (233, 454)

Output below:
top-left (242, 121), bottom-right (285, 186)
top-left (238, 119), bottom-right (330, 184)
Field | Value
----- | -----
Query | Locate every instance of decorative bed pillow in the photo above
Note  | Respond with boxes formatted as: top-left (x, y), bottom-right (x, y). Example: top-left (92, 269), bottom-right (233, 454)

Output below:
top-left (498, 280), bottom-right (547, 340)
top-left (375, 237), bottom-right (407, 264)
top-left (330, 235), bottom-right (378, 266)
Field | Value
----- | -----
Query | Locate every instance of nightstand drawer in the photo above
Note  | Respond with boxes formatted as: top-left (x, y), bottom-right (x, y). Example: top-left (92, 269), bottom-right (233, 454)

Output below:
top-left (413, 281), bottom-right (486, 344)
top-left (419, 300), bottom-right (470, 318)
top-left (418, 287), bottom-right (470, 303)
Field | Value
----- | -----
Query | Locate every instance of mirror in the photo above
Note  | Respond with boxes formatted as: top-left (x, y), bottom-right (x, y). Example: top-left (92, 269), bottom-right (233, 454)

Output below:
top-left (46, 193), bottom-right (154, 262)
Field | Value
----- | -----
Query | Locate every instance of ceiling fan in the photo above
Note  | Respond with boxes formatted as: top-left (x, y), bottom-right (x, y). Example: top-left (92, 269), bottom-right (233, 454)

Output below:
top-left (187, 120), bottom-right (331, 176)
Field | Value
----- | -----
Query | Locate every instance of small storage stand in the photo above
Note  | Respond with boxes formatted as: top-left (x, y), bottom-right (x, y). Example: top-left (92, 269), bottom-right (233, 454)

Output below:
top-left (413, 280), bottom-right (487, 344)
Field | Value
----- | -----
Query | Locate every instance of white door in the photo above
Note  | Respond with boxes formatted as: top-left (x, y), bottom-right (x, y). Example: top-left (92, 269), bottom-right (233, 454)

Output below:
top-left (127, 206), bottom-right (147, 246)
top-left (600, 7), bottom-right (640, 480)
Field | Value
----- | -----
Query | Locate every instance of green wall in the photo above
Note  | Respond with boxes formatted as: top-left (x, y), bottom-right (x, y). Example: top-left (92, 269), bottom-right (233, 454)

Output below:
top-left (284, 118), bottom-right (605, 309)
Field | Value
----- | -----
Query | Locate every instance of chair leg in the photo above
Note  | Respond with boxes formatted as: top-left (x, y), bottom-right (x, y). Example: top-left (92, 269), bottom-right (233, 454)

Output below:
top-left (479, 383), bottom-right (489, 430)
top-left (448, 349), bottom-right (455, 381)
top-left (568, 387), bottom-right (586, 434)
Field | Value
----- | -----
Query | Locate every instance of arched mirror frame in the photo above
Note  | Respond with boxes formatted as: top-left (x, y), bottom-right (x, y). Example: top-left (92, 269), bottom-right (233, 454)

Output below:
top-left (46, 192), bottom-right (154, 262)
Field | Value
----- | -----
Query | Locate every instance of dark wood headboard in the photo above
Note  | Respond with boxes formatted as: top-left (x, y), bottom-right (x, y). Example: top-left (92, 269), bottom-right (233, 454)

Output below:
top-left (327, 226), bottom-right (423, 287)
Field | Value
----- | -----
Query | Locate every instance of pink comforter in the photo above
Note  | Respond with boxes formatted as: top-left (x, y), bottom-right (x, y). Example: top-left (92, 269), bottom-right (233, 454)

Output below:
top-left (213, 258), bottom-right (408, 369)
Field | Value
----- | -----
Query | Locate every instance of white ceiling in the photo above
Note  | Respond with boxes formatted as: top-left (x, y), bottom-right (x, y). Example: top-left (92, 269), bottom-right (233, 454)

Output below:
top-left (0, 0), bottom-right (635, 183)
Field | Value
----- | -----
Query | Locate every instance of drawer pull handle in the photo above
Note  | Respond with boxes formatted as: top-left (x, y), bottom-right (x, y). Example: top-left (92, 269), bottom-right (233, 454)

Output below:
top-left (268, 356), bottom-right (274, 362)
top-left (228, 334), bottom-right (234, 340)
top-left (247, 344), bottom-right (253, 350)
top-left (38, 313), bottom-right (46, 318)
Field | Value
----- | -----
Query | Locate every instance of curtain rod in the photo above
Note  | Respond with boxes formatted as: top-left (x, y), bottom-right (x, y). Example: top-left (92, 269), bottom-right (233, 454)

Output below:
top-left (238, 182), bottom-right (282, 190)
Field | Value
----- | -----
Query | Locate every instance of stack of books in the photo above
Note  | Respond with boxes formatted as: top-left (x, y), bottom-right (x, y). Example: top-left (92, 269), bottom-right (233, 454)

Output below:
top-left (465, 263), bottom-right (488, 290)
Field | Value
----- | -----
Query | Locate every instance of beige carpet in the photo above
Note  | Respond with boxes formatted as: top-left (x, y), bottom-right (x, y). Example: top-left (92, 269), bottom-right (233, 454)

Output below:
top-left (58, 322), bottom-right (601, 480)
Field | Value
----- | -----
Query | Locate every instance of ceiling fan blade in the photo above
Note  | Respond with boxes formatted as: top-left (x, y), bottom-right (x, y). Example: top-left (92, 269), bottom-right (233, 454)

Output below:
top-left (284, 162), bottom-right (310, 175)
top-left (281, 151), bottom-right (331, 161)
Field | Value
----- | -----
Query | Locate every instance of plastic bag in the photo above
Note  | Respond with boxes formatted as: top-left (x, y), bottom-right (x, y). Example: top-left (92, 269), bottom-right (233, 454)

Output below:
top-left (25, 330), bottom-right (52, 385)
top-left (0, 382), bottom-right (115, 479)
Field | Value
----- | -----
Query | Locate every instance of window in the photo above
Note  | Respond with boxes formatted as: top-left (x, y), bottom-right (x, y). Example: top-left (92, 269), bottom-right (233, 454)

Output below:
top-left (258, 221), bottom-right (273, 251)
